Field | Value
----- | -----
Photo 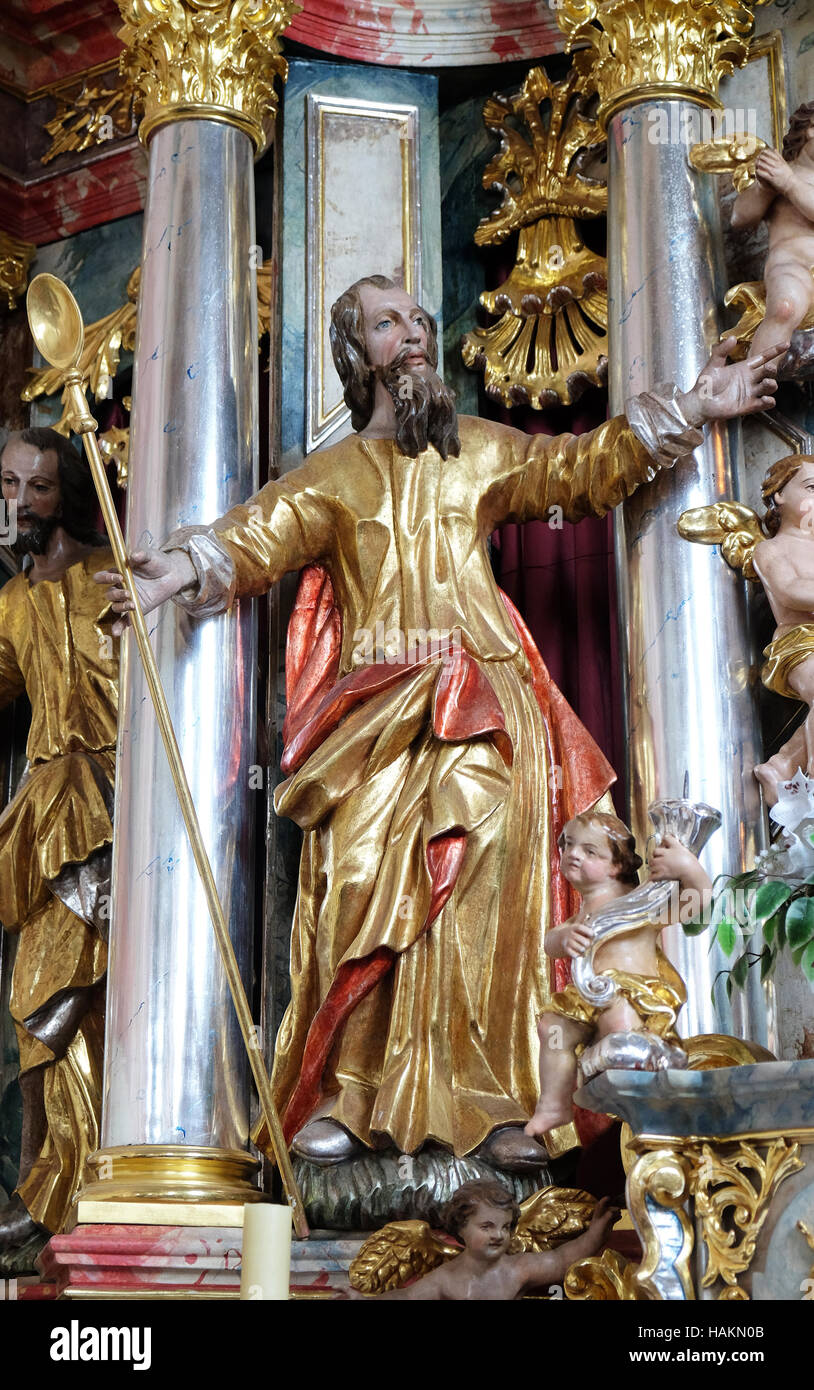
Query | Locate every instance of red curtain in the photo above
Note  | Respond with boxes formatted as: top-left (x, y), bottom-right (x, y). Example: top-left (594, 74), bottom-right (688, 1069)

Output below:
top-left (489, 397), bottom-right (625, 814)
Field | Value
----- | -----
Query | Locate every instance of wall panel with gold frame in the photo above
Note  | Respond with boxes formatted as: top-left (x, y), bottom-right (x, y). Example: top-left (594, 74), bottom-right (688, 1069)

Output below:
top-left (280, 58), bottom-right (442, 473)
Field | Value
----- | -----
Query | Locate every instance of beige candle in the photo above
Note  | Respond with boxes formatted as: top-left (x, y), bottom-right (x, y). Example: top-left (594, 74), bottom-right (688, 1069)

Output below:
top-left (240, 1203), bottom-right (293, 1300)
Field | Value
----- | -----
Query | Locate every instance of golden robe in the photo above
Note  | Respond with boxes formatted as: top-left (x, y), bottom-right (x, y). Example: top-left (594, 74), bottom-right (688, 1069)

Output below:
top-left (0, 550), bottom-right (117, 1231)
top-left (172, 412), bottom-right (685, 1157)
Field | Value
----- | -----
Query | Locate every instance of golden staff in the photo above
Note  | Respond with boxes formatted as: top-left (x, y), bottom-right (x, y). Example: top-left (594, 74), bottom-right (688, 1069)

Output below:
top-left (26, 272), bottom-right (309, 1240)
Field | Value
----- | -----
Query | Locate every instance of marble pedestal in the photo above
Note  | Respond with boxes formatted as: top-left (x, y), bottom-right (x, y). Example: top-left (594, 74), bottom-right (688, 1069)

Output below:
top-left (575, 1061), bottom-right (814, 1300)
top-left (32, 1224), bottom-right (362, 1300)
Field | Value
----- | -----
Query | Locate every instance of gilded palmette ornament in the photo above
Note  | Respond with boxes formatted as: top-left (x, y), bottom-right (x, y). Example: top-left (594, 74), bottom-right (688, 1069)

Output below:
top-left (555, 0), bottom-right (771, 126)
top-left (0, 232), bottom-right (36, 312)
top-left (116, 0), bottom-right (302, 154)
top-left (688, 1139), bottom-right (803, 1294)
top-left (462, 65), bottom-right (608, 409)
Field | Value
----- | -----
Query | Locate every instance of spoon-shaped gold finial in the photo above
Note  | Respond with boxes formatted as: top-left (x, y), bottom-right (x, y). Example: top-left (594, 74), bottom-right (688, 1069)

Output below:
top-left (26, 273), bottom-right (85, 372)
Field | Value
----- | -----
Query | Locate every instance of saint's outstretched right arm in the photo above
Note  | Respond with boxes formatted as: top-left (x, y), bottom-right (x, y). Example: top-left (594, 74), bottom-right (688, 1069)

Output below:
top-left (165, 464), bottom-right (337, 618)
top-left (97, 459), bottom-right (338, 627)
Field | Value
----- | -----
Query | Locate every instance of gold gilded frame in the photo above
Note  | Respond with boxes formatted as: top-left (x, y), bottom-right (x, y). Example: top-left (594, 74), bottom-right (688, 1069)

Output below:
top-left (746, 30), bottom-right (788, 150)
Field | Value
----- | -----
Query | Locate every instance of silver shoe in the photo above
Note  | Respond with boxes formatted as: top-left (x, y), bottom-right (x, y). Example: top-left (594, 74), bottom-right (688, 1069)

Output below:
top-left (290, 1118), bottom-right (365, 1165)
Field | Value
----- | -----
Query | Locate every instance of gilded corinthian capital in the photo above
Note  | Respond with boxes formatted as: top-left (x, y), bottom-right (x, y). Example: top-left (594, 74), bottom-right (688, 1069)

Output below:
top-left (556, 0), bottom-right (771, 126)
top-left (116, 0), bottom-right (301, 154)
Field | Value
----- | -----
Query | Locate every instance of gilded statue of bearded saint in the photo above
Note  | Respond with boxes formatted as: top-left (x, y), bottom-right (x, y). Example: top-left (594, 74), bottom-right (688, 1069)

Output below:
top-left (0, 428), bottom-right (116, 1254)
top-left (101, 279), bottom-right (783, 1171)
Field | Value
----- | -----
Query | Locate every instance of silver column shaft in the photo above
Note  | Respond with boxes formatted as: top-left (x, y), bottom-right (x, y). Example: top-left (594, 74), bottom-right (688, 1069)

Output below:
top-left (608, 102), bottom-right (774, 1046)
top-left (103, 120), bottom-right (259, 1148)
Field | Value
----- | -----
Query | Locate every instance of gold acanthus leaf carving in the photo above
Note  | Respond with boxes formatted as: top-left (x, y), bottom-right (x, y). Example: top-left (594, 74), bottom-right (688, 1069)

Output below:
top-left (116, 0), bottom-right (302, 155)
top-left (555, 0), bottom-right (772, 127)
top-left (42, 72), bottom-right (136, 165)
top-left (99, 425), bottom-right (131, 490)
top-left (0, 232), bottom-right (36, 312)
top-left (462, 65), bottom-right (608, 410)
top-left (565, 1248), bottom-right (645, 1300)
top-left (688, 1139), bottom-right (803, 1293)
top-left (23, 268), bottom-right (140, 410)
top-left (22, 261), bottom-right (272, 442)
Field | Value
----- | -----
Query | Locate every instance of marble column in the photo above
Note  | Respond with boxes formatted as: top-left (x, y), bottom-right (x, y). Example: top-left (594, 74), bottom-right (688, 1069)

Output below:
top-left (83, 0), bottom-right (296, 1206)
top-left (557, 0), bottom-right (776, 1044)
top-left (607, 101), bottom-right (772, 1043)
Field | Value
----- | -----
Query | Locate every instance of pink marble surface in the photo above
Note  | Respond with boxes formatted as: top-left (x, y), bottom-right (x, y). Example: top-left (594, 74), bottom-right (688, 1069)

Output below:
top-left (0, 145), bottom-right (146, 244)
top-left (35, 1225), bottom-right (363, 1298)
top-left (286, 1), bottom-right (565, 67)
top-left (0, 1), bottom-right (124, 93)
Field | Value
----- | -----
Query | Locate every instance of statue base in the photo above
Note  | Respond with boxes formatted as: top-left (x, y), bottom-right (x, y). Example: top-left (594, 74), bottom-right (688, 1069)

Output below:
top-left (292, 1142), bottom-right (575, 1231)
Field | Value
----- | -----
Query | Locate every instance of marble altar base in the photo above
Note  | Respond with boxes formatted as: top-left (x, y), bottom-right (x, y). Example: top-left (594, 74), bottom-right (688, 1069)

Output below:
top-left (32, 1225), bottom-right (363, 1300)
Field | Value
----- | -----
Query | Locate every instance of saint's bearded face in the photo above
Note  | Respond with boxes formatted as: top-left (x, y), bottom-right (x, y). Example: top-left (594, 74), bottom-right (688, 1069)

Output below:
top-left (0, 441), bottom-right (63, 557)
top-left (377, 346), bottom-right (460, 461)
top-left (358, 282), bottom-right (460, 460)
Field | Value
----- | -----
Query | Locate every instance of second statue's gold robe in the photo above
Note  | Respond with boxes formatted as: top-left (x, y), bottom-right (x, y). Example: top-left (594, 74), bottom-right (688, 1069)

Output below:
top-left (174, 413), bottom-right (671, 1156)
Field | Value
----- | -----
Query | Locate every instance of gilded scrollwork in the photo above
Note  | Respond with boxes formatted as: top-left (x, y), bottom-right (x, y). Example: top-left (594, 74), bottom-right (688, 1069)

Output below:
top-left (565, 1247), bottom-right (644, 1300)
top-left (687, 1139), bottom-right (803, 1296)
top-left (0, 232), bottom-right (36, 312)
top-left (626, 1148), bottom-right (695, 1301)
top-left (461, 65), bottom-right (608, 409)
top-left (116, 0), bottom-right (301, 154)
top-left (554, 0), bottom-right (771, 126)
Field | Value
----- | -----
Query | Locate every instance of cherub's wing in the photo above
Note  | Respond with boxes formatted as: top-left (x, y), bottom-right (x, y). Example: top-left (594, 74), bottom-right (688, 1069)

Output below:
top-left (677, 502), bottom-right (764, 581)
top-left (511, 1187), bottom-right (596, 1253)
top-left (348, 1220), bottom-right (459, 1295)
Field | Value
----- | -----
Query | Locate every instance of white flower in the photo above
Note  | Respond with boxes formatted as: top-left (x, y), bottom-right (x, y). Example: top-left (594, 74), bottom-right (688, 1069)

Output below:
top-left (770, 769), bottom-right (814, 836)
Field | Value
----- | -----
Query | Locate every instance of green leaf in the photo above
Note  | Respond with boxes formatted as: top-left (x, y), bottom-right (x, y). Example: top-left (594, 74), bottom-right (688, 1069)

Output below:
top-left (786, 898), bottom-right (814, 951)
top-left (759, 945), bottom-right (777, 983)
top-left (731, 952), bottom-right (750, 989)
top-left (763, 911), bottom-right (780, 947)
top-left (777, 912), bottom-right (787, 949)
top-left (682, 915), bottom-right (708, 937)
top-left (802, 941), bottom-right (814, 983)
top-left (725, 974), bottom-right (734, 1001)
top-left (752, 881), bottom-right (793, 923)
top-left (792, 942), bottom-right (808, 967)
top-left (716, 919), bottom-right (739, 957)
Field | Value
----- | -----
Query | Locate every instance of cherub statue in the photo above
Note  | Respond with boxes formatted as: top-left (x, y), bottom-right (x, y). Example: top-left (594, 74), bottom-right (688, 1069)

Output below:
top-left (524, 809), bottom-right (713, 1137)
top-left (349, 1178), bottom-right (617, 1300)
top-left (678, 455), bottom-right (814, 807)
top-left (730, 101), bottom-right (814, 359)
